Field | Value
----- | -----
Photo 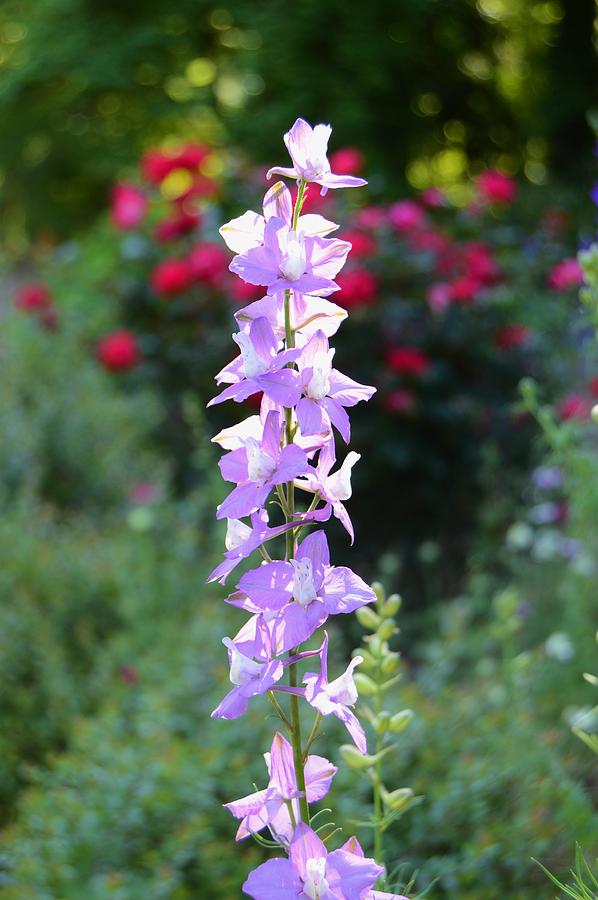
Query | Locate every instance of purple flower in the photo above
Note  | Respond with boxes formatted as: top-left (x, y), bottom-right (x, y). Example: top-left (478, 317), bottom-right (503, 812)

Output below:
top-left (220, 180), bottom-right (339, 254)
top-left (295, 443), bottom-right (362, 542)
top-left (217, 411), bottom-right (309, 520)
top-left (267, 118), bottom-right (368, 195)
top-left (235, 291), bottom-right (348, 346)
top-left (296, 331), bottom-right (376, 442)
top-left (229, 215), bottom-right (351, 297)
top-left (208, 316), bottom-right (302, 408)
top-left (340, 838), bottom-right (409, 899)
top-left (225, 731), bottom-right (337, 843)
top-left (211, 616), bottom-right (284, 720)
top-left (229, 531), bottom-right (376, 652)
top-left (243, 822), bottom-right (383, 899)
top-left (304, 633), bottom-right (367, 753)
top-left (531, 466), bottom-right (563, 491)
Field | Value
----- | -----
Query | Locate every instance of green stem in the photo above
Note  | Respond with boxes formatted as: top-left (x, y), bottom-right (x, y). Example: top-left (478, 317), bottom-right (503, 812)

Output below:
top-left (268, 691), bottom-right (292, 732)
top-left (302, 712), bottom-right (323, 762)
top-left (285, 178), bottom-right (310, 824)
top-left (373, 675), bottom-right (384, 867)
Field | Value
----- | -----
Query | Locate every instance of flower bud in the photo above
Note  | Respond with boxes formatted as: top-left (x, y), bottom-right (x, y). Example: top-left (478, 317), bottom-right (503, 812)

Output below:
top-left (381, 653), bottom-right (400, 675)
top-left (381, 594), bottom-right (401, 617)
top-left (389, 709), bottom-right (414, 732)
top-left (367, 636), bottom-right (383, 657)
top-left (374, 711), bottom-right (390, 734)
top-left (382, 787), bottom-right (414, 812)
top-left (354, 649), bottom-right (376, 670)
top-left (377, 621), bottom-right (398, 641)
top-left (353, 672), bottom-right (378, 696)
top-left (339, 743), bottom-right (396, 769)
top-left (371, 581), bottom-right (386, 604)
top-left (356, 606), bottom-right (381, 631)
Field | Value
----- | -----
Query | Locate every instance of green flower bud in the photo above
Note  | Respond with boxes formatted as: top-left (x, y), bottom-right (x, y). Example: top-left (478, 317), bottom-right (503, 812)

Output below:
top-left (371, 582), bottom-right (386, 604)
top-left (339, 743), bottom-right (397, 769)
top-left (356, 649), bottom-right (376, 671)
top-left (374, 711), bottom-right (390, 734)
top-left (381, 594), bottom-right (401, 617)
top-left (382, 787), bottom-right (414, 811)
top-left (389, 709), bottom-right (414, 732)
top-left (353, 672), bottom-right (378, 696)
top-left (381, 653), bottom-right (400, 675)
top-left (367, 636), bottom-right (383, 657)
top-left (377, 621), bottom-right (398, 641)
top-left (355, 606), bottom-right (381, 631)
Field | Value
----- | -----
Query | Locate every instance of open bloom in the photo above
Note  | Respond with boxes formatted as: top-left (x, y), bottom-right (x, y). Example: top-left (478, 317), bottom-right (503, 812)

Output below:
top-left (235, 291), bottom-right (348, 347)
top-left (212, 615), bottom-right (284, 720)
top-left (217, 411), bottom-right (309, 520)
top-left (229, 215), bottom-right (351, 297)
top-left (267, 118), bottom-right (367, 194)
top-left (229, 530), bottom-right (375, 652)
top-left (295, 443), bottom-right (362, 542)
top-left (304, 633), bottom-right (366, 753)
top-left (208, 316), bottom-right (302, 408)
top-left (225, 732), bottom-right (337, 843)
top-left (243, 822), bottom-right (383, 899)
top-left (110, 183), bottom-right (148, 230)
top-left (296, 331), bottom-right (376, 442)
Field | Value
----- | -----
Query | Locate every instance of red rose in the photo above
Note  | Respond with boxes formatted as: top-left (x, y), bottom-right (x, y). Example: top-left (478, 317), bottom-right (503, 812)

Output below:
top-left (329, 146), bottom-right (364, 175)
top-left (476, 169), bottom-right (517, 206)
top-left (141, 148), bottom-right (176, 184)
top-left (450, 275), bottom-right (480, 304)
top-left (188, 242), bottom-right (229, 285)
top-left (110, 182), bottom-right (148, 230)
top-left (231, 278), bottom-right (263, 304)
top-left (384, 388), bottom-right (415, 414)
top-left (558, 393), bottom-right (591, 421)
top-left (494, 324), bottom-right (530, 350)
top-left (462, 241), bottom-right (499, 285)
top-left (386, 346), bottom-right (431, 377)
top-left (14, 282), bottom-right (53, 312)
top-left (335, 269), bottom-right (378, 308)
top-left (342, 230), bottom-right (376, 258)
top-left (150, 258), bottom-right (193, 296)
top-left (154, 208), bottom-right (201, 242)
top-left (97, 330), bottom-right (141, 372)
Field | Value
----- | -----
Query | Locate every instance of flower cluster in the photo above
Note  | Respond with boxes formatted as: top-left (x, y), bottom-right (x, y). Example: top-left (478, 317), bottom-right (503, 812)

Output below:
top-left (209, 119), bottom-right (405, 899)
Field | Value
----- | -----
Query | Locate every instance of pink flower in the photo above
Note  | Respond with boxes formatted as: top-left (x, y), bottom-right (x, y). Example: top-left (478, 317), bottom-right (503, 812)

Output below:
top-left (329, 146), bottom-right (365, 175)
top-left (494, 324), bottom-right (530, 350)
top-left (335, 269), bottom-right (378, 308)
top-left (386, 346), bottom-right (431, 377)
top-left (110, 182), bottom-right (148, 230)
top-left (150, 258), bottom-right (193, 296)
top-left (589, 376), bottom-right (598, 399)
top-left (97, 330), bottom-right (141, 372)
top-left (342, 229), bottom-right (376, 258)
top-left (14, 282), bottom-right (53, 313)
top-left (354, 205), bottom-right (387, 230)
top-left (548, 258), bottom-right (584, 292)
top-left (174, 142), bottom-right (210, 170)
top-left (188, 242), bottom-right (229, 285)
top-left (427, 282), bottom-right (453, 313)
top-left (388, 200), bottom-right (425, 232)
top-left (476, 169), bottom-right (517, 206)
top-left (420, 186), bottom-right (446, 208)
top-left (384, 388), bottom-right (415, 414)
top-left (558, 393), bottom-right (591, 421)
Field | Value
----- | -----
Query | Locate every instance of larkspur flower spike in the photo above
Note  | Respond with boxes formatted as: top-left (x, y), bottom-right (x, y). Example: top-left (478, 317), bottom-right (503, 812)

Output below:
top-left (210, 120), bottom-right (406, 898)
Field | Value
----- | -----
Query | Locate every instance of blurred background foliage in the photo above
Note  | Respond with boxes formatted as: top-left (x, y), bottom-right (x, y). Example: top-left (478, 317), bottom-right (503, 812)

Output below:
top-left (0, 0), bottom-right (596, 245)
